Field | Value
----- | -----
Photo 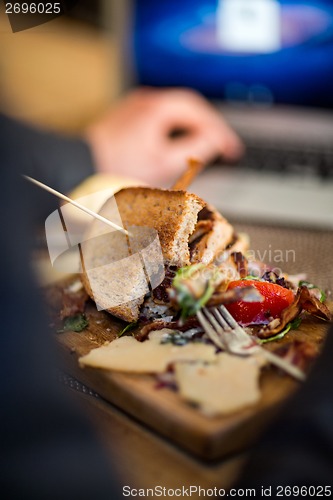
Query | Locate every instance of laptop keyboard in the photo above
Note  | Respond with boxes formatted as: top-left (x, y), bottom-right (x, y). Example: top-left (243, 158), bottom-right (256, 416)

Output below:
top-left (191, 138), bottom-right (333, 229)
top-left (239, 140), bottom-right (333, 178)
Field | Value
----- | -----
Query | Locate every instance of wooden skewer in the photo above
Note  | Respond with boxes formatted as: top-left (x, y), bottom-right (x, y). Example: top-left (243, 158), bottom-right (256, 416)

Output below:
top-left (24, 175), bottom-right (129, 236)
top-left (171, 158), bottom-right (204, 191)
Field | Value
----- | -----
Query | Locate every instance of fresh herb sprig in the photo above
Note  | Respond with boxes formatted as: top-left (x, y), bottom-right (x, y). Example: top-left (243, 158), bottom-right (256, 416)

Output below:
top-left (58, 314), bottom-right (89, 333)
top-left (172, 264), bottom-right (221, 322)
top-left (118, 322), bottom-right (138, 337)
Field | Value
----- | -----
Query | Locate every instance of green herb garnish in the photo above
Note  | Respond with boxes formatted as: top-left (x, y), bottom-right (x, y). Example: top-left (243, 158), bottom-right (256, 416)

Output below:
top-left (243, 275), bottom-right (262, 281)
top-left (118, 322), bottom-right (137, 337)
top-left (172, 264), bottom-right (221, 321)
top-left (58, 314), bottom-right (89, 333)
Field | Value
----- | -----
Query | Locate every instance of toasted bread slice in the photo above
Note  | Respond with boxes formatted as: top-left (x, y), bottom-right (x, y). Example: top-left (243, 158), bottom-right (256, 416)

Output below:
top-left (81, 228), bottom-right (148, 322)
top-left (112, 187), bottom-right (205, 267)
top-left (81, 187), bottom-right (205, 322)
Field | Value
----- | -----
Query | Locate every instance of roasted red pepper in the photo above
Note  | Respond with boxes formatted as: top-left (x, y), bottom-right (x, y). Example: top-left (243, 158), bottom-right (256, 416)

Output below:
top-left (226, 279), bottom-right (295, 326)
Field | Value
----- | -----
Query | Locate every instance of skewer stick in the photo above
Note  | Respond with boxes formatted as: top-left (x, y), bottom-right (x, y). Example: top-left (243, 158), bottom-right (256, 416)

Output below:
top-left (171, 158), bottom-right (204, 191)
top-left (24, 175), bottom-right (129, 236)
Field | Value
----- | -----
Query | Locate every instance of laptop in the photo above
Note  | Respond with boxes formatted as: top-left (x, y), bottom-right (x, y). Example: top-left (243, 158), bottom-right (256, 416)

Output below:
top-left (108, 0), bottom-right (333, 229)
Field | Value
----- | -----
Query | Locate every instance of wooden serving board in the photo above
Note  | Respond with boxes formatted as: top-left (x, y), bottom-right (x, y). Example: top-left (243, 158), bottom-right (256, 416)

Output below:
top-left (47, 279), bottom-right (332, 461)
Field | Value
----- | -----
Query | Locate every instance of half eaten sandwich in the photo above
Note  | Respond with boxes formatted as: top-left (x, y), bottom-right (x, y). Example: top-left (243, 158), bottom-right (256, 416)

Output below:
top-left (80, 187), bottom-right (249, 323)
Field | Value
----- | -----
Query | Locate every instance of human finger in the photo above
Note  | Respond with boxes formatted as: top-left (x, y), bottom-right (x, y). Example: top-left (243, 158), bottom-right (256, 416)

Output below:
top-left (150, 88), bottom-right (244, 160)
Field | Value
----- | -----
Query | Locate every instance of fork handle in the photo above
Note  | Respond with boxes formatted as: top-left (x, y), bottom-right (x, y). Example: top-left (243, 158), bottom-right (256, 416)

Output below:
top-left (262, 349), bottom-right (306, 382)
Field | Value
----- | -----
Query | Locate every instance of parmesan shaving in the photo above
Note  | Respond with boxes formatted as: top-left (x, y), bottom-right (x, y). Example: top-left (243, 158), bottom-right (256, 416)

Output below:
top-left (174, 353), bottom-right (262, 416)
top-left (79, 329), bottom-right (216, 373)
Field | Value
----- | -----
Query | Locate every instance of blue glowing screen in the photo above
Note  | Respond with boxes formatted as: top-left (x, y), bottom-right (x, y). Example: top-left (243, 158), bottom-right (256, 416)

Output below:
top-left (134, 1), bottom-right (333, 107)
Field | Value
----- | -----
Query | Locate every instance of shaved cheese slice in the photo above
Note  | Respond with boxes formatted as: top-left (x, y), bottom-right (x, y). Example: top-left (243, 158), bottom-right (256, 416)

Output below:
top-left (174, 353), bottom-right (262, 416)
top-left (79, 330), bottom-right (216, 373)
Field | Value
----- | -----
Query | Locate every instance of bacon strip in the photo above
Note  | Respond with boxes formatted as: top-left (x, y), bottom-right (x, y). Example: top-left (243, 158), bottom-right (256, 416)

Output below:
top-left (230, 252), bottom-right (248, 278)
top-left (60, 283), bottom-right (89, 319)
top-left (274, 340), bottom-right (319, 373)
top-left (207, 285), bottom-right (263, 307)
top-left (136, 317), bottom-right (201, 342)
top-left (258, 286), bottom-right (332, 339)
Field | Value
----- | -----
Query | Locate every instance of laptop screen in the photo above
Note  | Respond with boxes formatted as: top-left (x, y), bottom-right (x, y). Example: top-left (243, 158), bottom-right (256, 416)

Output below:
top-left (133, 0), bottom-right (333, 108)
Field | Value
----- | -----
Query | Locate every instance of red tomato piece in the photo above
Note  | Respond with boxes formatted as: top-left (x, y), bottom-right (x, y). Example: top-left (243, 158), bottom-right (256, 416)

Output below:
top-left (226, 279), bottom-right (295, 326)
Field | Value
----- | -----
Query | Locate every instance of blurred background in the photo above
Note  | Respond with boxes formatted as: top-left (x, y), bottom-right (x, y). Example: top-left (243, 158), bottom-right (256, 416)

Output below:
top-left (2, 0), bottom-right (333, 133)
top-left (1, 3), bottom-right (332, 491)
top-left (1, 0), bottom-right (333, 288)
top-left (0, 0), bottom-right (116, 133)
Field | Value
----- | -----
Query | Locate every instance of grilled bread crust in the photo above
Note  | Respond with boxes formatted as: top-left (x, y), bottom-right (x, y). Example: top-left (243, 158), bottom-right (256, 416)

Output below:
top-left (81, 187), bottom-right (205, 322)
top-left (113, 188), bottom-right (205, 267)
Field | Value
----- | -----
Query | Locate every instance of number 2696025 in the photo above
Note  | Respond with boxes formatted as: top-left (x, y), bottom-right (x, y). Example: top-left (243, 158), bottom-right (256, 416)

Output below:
top-left (6, 3), bottom-right (61, 14)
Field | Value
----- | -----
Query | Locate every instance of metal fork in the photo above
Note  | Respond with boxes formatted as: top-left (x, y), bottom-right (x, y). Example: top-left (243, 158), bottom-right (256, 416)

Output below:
top-left (197, 305), bottom-right (305, 381)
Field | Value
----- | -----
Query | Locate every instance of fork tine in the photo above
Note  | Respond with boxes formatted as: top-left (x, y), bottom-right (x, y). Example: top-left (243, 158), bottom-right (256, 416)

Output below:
top-left (198, 306), bottom-right (306, 381)
top-left (218, 304), bottom-right (239, 329)
top-left (197, 309), bottom-right (225, 350)
top-left (205, 307), bottom-right (229, 332)
top-left (211, 308), bottom-right (231, 331)
top-left (214, 307), bottom-right (256, 353)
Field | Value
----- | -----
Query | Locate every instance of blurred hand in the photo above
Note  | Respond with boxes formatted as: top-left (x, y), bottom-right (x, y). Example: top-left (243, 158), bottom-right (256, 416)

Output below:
top-left (85, 87), bottom-right (243, 186)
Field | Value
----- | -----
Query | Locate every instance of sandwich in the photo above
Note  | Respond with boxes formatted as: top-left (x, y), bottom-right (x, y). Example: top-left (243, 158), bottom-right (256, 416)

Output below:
top-left (80, 167), bottom-right (331, 341)
top-left (80, 186), bottom-right (250, 325)
top-left (75, 177), bottom-right (332, 416)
